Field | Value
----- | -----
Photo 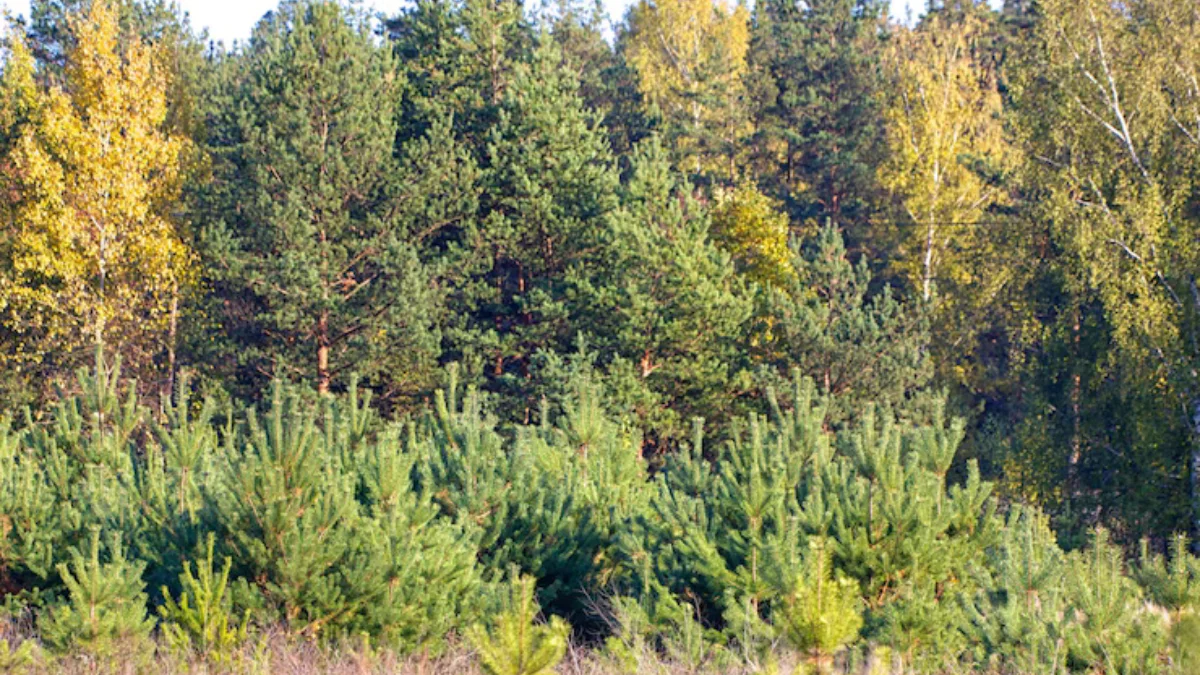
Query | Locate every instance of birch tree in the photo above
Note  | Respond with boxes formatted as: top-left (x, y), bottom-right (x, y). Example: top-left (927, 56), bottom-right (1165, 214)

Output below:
top-left (623, 0), bottom-right (750, 178)
top-left (1013, 0), bottom-right (1200, 539)
top-left (0, 0), bottom-right (192, 388)
top-left (878, 9), bottom-right (1010, 306)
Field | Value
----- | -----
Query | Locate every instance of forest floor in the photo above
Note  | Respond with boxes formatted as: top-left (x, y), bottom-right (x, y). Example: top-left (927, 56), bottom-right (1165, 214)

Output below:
top-left (0, 623), bottom-right (960, 675)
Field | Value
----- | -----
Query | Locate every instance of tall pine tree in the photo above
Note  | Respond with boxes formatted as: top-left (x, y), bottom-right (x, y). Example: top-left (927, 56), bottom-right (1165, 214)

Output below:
top-left (444, 37), bottom-right (620, 421)
top-left (748, 0), bottom-right (887, 234)
top-left (195, 0), bottom-right (459, 405)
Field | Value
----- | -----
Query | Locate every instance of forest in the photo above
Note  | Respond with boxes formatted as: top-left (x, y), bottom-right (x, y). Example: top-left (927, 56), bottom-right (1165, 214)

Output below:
top-left (0, 0), bottom-right (1199, 672)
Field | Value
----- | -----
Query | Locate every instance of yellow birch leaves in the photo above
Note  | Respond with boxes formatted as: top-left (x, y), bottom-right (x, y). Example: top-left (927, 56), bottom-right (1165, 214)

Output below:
top-left (624, 0), bottom-right (750, 178)
top-left (710, 183), bottom-right (792, 287)
top-left (0, 0), bottom-right (192, 376)
top-left (877, 10), bottom-right (1009, 305)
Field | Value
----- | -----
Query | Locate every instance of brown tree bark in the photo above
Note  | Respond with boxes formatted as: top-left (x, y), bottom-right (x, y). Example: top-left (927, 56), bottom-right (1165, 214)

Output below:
top-left (317, 311), bottom-right (330, 395)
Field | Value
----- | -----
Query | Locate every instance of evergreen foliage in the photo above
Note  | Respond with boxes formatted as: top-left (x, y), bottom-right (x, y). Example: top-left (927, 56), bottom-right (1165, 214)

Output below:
top-left (771, 538), bottom-right (863, 670)
top-left (962, 506), bottom-right (1070, 673)
top-left (37, 528), bottom-right (154, 657)
top-left (195, 0), bottom-right (450, 401)
top-left (1062, 529), bottom-right (1166, 673)
top-left (748, 0), bottom-right (886, 231)
top-left (0, 637), bottom-right (38, 673)
top-left (7, 0), bottom-right (1200, 670)
top-left (455, 35), bottom-right (619, 420)
top-left (0, 348), bottom-right (1187, 671)
top-left (467, 571), bottom-right (570, 675)
top-left (575, 138), bottom-right (753, 439)
top-left (755, 224), bottom-right (930, 426)
top-left (158, 533), bottom-right (248, 663)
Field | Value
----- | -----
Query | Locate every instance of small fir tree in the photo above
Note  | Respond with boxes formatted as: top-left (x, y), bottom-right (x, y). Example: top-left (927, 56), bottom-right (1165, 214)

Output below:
top-left (37, 529), bottom-right (154, 657)
top-left (467, 571), bottom-right (570, 675)
top-left (771, 537), bottom-right (863, 673)
top-left (158, 533), bottom-right (249, 664)
top-left (1135, 534), bottom-right (1200, 672)
top-left (1064, 529), bottom-right (1167, 674)
top-left (961, 505), bottom-right (1070, 674)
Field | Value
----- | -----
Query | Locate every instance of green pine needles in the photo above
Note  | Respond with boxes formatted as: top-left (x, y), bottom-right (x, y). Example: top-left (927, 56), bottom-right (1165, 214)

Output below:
top-left (467, 572), bottom-right (570, 675)
top-left (37, 528), bottom-right (154, 658)
top-left (0, 351), bottom-right (1194, 673)
top-left (773, 538), bottom-right (863, 672)
top-left (158, 533), bottom-right (248, 663)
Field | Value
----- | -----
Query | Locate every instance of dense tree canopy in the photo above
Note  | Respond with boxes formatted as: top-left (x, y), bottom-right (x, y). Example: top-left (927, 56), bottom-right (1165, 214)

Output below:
top-left (3, 0), bottom-right (1200, 669)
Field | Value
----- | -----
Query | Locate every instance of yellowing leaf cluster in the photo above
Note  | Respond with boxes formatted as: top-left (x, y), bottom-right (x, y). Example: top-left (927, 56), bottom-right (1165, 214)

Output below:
top-left (710, 183), bottom-right (792, 287)
top-left (624, 0), bottom-right (750, 176)
top-left (877, 11), bottom-right (1010, 305)
top-left (0, 0), bottom-right (192, 377)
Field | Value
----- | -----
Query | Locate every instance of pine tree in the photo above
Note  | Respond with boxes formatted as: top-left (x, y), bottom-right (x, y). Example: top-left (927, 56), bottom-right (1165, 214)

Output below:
top-left (385, 0), bottom-right (530, 146)
top-left (196, 0), bottom-right (444, 401)
top-left (1136, 534), bottom-right (1200, 623)
top-left (0, 414), bottom-right (59, 586)
top-left (209, 376), bottom-right (485, 644)
top-left (747, 0), bottom-right (887, 232)
top-left (19, 350), bottom-right (146, 573)
top-left (158, 533), bottom-right (249, 663)
top-left (1063, 529), bottom-right (1168, 673)
top-left (447, 36), bottom-right (619, 421)
top-left (209, 380), bottom-right (360, 633)
top-left (754, 224), bottom-right (930, 427)
top-left (771, 538), bottom-right (863, 673)
top-left (1135, 534), bottom-right (1200, 673)
top-left (411, 365), bottom-right (649, 627)
top-left (0, 637), bottom-right (38, 673)
top-left (38, 528), bottom-right (154, 657)
top-left (574, 138), bottom-right (753, 440)
top-left (961, 505), bottom-right (1070, 674)
top-left (622, 372), bottom-right (996, 669)
top-left (467, 571), bottom-right (570, 675)
top-left (342, 400), bottom-right (484, 650)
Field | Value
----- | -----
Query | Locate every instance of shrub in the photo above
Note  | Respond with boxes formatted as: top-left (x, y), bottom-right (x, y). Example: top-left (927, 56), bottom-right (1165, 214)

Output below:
top-left (158, 533), bottom-right (249, 664)
top-left (772, 538), bottom-right (863, 672)
top-left (467, 572), bottom-right (570, 675)
top-left (37, 529), bottom-right (154, 657)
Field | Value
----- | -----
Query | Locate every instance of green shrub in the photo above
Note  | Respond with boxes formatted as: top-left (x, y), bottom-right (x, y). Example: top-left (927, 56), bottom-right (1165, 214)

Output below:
top-left (467, 572), bottom-right (570, 675)
top-left (772, 538), bottom-right (863, 672)
top-left (1064, 528), bottom-right (1167, 674)
top-left (0, 637), bottom-right (39, 674)
top-left (37, 528), bottom-right (154, 657)
top-left (962, 505), bottom-right (1070, 674)
top-left (159, 533), bottom-right (249, 664)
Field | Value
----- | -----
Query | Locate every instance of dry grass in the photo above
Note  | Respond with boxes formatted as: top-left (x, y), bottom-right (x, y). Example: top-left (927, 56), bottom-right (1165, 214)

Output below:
top-left (0, 621), bottom-right (1030, 675)
top-left (0, 621), bottom-right (761, 675)
top-left (0, 638), bottom-right (761, 675)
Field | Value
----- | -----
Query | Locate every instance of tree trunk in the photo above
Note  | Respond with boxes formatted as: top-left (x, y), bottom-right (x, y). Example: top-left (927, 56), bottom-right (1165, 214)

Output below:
top-left (1191, 399), bottom-right (1200, 551)
top-left (922, 216), bottom-right (935, 302)
top-left (317, 311), bottom-right (330, 395)
top-left (1068, 305), bottom-right (1081, 497)
top-left (165, 281), bottom-right (179, 404)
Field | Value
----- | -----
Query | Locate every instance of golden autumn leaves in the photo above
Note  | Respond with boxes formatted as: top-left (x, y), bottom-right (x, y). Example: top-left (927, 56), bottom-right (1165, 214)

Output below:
top-left (623, 0), bottom-right (1008, 332)
top-left (624, 0), bottom-right (750, 180)
top-left (0, 0), bottom-right (192, 382)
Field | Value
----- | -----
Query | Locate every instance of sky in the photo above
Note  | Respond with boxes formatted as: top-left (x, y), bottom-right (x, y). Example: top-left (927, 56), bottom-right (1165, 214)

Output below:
top-left (1, 0), bottom-right (938, 47)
